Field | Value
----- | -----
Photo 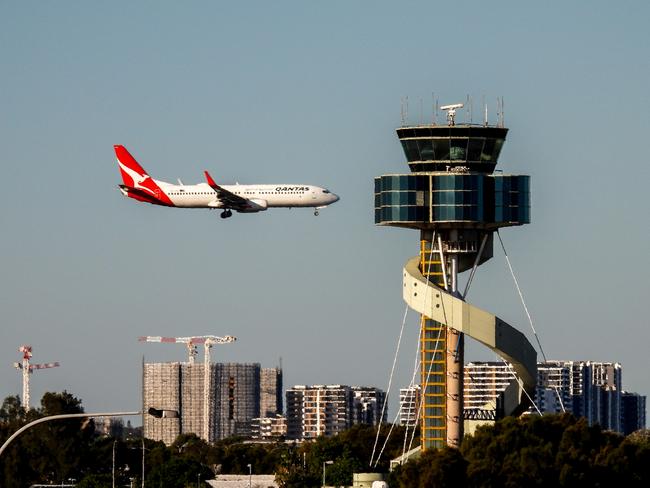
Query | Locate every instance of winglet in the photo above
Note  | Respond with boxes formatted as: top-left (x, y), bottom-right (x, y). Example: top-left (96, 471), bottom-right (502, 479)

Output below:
top-left (204, 170), bottom-right (219, 189)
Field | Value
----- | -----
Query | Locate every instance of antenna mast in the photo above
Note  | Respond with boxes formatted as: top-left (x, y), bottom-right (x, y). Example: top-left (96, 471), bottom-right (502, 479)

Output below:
top-left (501, 96), bottom-right (505, 127)
top-left (483, 95), bottom-right (488, 126)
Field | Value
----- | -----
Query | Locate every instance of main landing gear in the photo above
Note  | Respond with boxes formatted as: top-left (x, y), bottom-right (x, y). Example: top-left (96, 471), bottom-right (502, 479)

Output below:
top-left (220, 209), bottom-right (233, 219)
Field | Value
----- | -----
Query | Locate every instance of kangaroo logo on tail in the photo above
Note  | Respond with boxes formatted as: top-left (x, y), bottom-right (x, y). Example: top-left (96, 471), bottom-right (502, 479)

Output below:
top-left (115, 145), bottom-right (156, 196)
top-left (114, 145), bottom-right (173, 206)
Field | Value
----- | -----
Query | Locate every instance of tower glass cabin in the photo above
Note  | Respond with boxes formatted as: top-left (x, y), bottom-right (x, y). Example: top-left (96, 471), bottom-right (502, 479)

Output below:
top-left (375, 120), bottom-right (530, 450)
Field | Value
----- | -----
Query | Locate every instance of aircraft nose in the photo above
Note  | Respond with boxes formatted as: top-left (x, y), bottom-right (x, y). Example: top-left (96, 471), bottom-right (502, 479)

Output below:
top-left (331, 193), bottom-right (340, 203)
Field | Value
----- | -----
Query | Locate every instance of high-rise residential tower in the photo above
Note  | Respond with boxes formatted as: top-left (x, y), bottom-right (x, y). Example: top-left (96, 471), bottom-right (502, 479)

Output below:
top-left (464, 362), bottom-right (513, 414)
top-left (351, 386), bottom-right (387, 426)
top-left (285, 385), bottom-right (386, 441)
top-left (621, 391), bottom-right (647, 435)
top-left (399, 386), bottom-right (421, 427)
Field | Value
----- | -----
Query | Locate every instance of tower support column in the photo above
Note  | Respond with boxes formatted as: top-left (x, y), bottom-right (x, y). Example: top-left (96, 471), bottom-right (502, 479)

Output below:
top-left (446, 235), bottom-right (464, 448)
top-left (446, 327), bottom-right (463, 447)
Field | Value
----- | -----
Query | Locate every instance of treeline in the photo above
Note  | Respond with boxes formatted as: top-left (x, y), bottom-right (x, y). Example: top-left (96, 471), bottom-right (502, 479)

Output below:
top-left (0, 392), bottom-right (405, 487)
top-left (1, 392), bottom-right (649, 487)
top-left (391, 414), bottom-right (650, 488)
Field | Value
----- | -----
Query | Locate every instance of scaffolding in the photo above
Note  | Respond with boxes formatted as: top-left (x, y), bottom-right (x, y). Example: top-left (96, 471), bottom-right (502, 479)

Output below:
top-left (143, 362), bottom-right (181, 445)
top-left (214, 363), bottom-right (261, 440)
top-left (143, 361), bottom-right (272, 444)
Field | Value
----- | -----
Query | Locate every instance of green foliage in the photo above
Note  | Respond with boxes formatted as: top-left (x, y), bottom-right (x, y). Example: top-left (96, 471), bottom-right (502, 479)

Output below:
top-left (2, 394), bottom-right (649, 488)
top-left (274, 444), bottom-right (318, 488)
top-left (0, 391), bottom-right (91, 488)
top-left (274, 423), bottom-right (407, 487)
top-left (76, 473), bottom-right (112, 488)
top-left (391, 447), bottom-right (467, 488)
top-left (147, 457), bottom-right (211, 488)
top-left (391, 414), bottom-right (650, 488)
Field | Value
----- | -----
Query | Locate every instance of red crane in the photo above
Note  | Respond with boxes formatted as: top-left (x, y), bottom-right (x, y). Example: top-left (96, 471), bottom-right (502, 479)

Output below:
top-left (13, 345), bottom-right (60, 410)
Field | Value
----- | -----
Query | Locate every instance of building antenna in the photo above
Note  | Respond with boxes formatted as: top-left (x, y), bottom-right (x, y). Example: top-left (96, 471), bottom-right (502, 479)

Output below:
top-left (501, 96), bottom-right (505, 127)
top-left (496, 97), bottom-right (501, 128)
top-left (483, 95), bottom-right (488, 126)
top-left (470, 95), bottom-right (474, 124)
top-left (400, 96), bottom-right (409, 126)
top-left (433, 97), bottom-right (438, 124)
top-left (466, 94), bottom-right (471, 124)
top-left (431, 92), bottom-right (436, 125)
top-left (419, 98), bottom-right (424, 125)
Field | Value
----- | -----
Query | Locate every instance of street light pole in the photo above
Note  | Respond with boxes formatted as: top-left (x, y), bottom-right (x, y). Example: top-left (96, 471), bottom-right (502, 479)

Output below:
top-left (247, 463), bottom-right (252, 488)
top-left (322, 460), bottom-right (333, 487)
top-left (142, 438), bottom-right (145, 488)
top-left (0, 411), bottom-right (141, 458)
top-left (112, 439), bottom-right (117, 488)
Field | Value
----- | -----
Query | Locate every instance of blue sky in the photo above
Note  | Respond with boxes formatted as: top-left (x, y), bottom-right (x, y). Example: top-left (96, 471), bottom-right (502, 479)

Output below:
top-left (1, 1), bottom-right (648, 420)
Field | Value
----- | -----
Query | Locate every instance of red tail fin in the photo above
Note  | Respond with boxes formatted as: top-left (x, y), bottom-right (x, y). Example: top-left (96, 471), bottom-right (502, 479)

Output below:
top-left (204, 170), bottom-right (219, 188)
top-left (113, 145), bottom-right (174, 206)
top-left (115, 145), bottom-right (150, 186)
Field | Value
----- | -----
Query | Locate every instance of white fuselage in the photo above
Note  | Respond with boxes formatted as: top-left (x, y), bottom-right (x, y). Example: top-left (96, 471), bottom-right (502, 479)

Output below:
top-left (156, 181), bottom-right (338, 209)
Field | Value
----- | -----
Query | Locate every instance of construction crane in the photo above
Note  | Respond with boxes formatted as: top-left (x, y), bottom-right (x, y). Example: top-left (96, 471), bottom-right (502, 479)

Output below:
top-left (13, 345), bottom-right (60, 410)
top-left (138, 334), bottom-right (237, 442)
top-left (137, 335), bottom-right (236, 363)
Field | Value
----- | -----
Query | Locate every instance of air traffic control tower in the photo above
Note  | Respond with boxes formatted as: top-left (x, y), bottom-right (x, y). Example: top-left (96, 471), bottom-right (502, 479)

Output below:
top-left (375, 104), bottom-right (537, 450)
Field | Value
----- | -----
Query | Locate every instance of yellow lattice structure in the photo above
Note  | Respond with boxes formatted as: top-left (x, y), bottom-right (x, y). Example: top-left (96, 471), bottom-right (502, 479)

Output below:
top-left (419, 240), bottom-right (447, 449)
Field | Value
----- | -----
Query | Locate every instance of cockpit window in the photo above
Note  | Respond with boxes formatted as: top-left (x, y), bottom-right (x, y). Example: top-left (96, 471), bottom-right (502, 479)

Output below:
top-left (322, 189), bottom-right (330, 194)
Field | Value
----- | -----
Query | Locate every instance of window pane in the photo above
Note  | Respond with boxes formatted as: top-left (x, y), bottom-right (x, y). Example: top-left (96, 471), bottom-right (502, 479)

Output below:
top-left (433, 176), bottom-right (454, 190)
top-left (467, 138), bottom-right (484, 161)
top-left (481, 138), bottom-right (496, 161)
top-left (432, 139), bottom-right (450, 160)
top-left (417, 139), bottom-right (435, 160)
top-left (401, 140), bottom-right (420, 161)
top-left (492, 139), bottom-right (505, 160)
top-left (450, 139), bottom-right (468, 160)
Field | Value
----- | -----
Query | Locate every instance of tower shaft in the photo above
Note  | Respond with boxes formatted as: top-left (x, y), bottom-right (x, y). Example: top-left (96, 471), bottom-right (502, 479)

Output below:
top-left (419, 233), bottom-right (464, 449)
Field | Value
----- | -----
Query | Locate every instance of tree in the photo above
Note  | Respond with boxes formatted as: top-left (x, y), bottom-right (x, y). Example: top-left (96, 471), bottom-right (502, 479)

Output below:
top-left (392, 447), bottom-right (466, 488)
top-left (274, 445), bottom-right (318, 488)
top-left (76, 473), bottom-right (112, 488)
top-left (146, 457), bottom-right (213, 488)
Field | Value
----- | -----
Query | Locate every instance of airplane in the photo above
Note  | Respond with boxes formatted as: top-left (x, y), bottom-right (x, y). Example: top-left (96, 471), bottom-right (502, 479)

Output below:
top-left (115, 145), bottom-right (339, 218)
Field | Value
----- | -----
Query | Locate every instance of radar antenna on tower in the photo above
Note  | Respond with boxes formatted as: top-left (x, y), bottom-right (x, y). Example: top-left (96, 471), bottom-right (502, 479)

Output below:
top-left (440, 103), bottom-right (464, 126)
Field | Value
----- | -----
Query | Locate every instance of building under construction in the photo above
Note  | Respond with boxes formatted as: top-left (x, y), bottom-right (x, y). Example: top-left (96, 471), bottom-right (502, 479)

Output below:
top-left (143, 362), bottom-right (282, 444)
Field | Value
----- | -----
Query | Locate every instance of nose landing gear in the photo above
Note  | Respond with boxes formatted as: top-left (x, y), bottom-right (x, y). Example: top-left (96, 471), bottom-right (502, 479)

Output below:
top-left (314, 210), bottom-right (320, 216)
top-left (220, 209), bottom-right (233, 219)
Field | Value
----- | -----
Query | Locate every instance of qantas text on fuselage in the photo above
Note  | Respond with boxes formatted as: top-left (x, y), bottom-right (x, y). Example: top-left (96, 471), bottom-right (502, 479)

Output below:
top-left (115, 145), bottom-right (339, 218)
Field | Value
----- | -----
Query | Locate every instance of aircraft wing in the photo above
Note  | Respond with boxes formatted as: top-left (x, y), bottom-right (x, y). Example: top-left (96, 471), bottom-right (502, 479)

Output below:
top-left (204, 171), bottom-right (251, 210)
